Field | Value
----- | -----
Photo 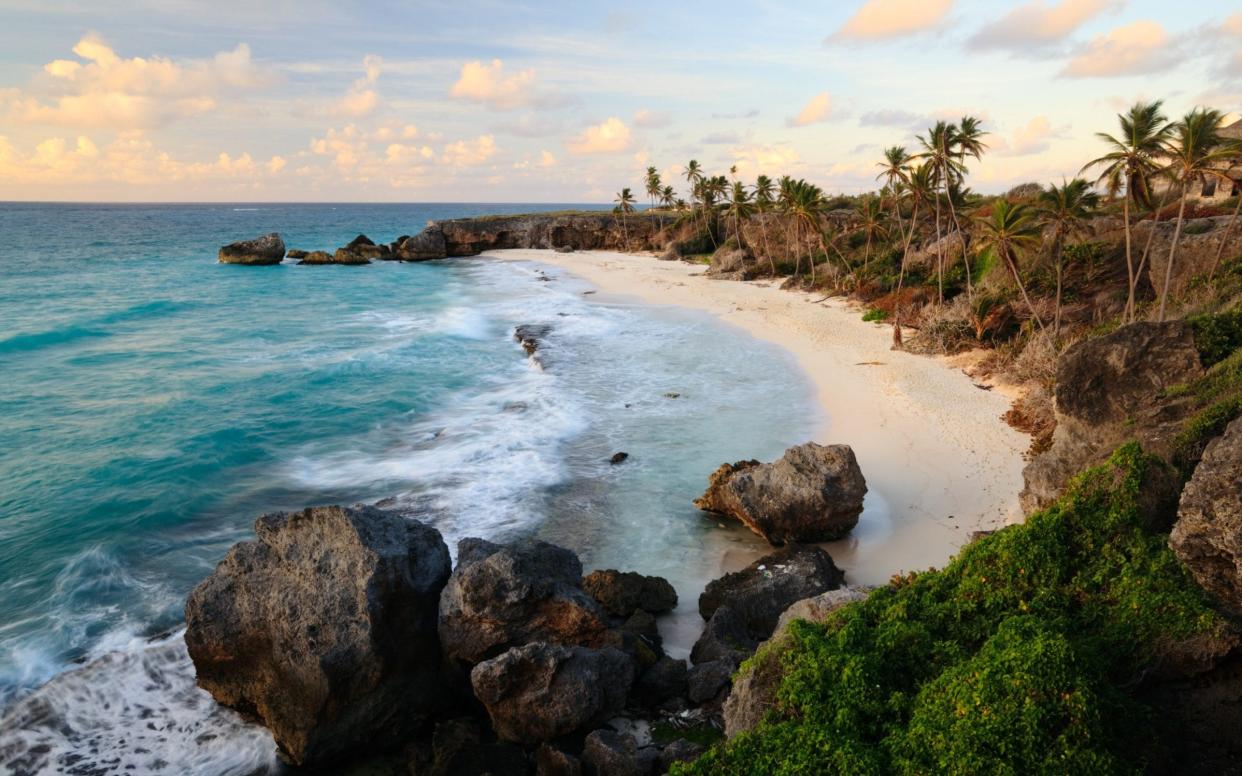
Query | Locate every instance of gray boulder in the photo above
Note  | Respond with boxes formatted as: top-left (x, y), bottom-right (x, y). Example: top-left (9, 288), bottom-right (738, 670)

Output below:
top-left (183, 505), bottom-right (450, 766)
top-left (690, 605), bottom-right (756, 666)
top-left (581, 730), bottom-right (659, 776)
top-left (687, 659), bottom-right (735, 705)
top-left (659, 739), bottom-right (707, 771)
top-left (698, 545), bottom-right (845, 642)
top-left (297, 250), bottom-right (334, 265)
top-left (1171, 417), bottom-right (1242, 616)
top-left (582, 569), bottom-right (678, 617)
top-left (470, 642), bottom-right (635, 745)
top-left (695, 443), bottom-right (867, 545)
top-left (438, 538), bottom-right (612, 667)
top-left (218, 232), bottom-right (285, 265)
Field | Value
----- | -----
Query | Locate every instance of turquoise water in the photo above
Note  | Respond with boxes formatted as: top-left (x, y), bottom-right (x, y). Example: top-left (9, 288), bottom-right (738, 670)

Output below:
top-left (0, 203), bottom-right (817, 774)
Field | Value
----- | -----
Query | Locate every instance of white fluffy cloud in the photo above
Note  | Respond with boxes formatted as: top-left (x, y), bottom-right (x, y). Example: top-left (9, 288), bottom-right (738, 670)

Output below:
top-left (995, 116), bottom-right (1062, 156)
top-left (333, 55), bottom-right (381, 117)
top-left (788, 92), bottom-right (834, 127)
top-left (968, 0), bottom-right (1123, 51)
top-left (441, 134), bottom-right (498, 166)
top-left (633, 108), bottom-right (672, 128)
top-left (449, 59), bottom-right (539, 111)
top-left (565, 117), bottom-right (632, 155)
top-left (829, 0), bottom-right (953, 41)
top-left (728, 143), bottom-right (801, 177)
top-left (1061, 20), bottom-right (1177, 77)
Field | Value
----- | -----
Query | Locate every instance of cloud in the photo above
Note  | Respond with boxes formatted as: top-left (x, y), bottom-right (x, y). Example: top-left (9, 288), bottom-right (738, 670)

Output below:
top-left (701, 130), bottom-right (740, 144)
top-left (994, 116), bottom-right (1063, 156)
top-left (968, 0), bottom-right (1123, 52)
top-left (829, 0), bottom-right (953, 42)
top-left (633, 108), bottom-right (672, 128)
top-left (859, 108), bottom-right (927, 129)
top-left (7, 34), bottom-right (269, 130)
top-left (441, 134), bottom-right (497, 166)
top-left (1223, 13), bottom-right (1242, 77)
top-left (787, 92), bottom-right (834, 127)
top-left (1061, 20), bottom-right (1179, 77)
top-left (449, 59), bottom-right (568, 111)
top-left (728, 143), bottom-right (801, 177)
top-left (712, 108), bottom-right (760, 120)
top-left (332, 55), bottom-right (381, 117)
top-left (565, 117), bottom-right (632, 155)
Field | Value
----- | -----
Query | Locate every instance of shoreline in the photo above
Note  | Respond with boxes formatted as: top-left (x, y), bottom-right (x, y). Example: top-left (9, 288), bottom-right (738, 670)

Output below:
top-left (491, 248), bottom-right (1028, 592)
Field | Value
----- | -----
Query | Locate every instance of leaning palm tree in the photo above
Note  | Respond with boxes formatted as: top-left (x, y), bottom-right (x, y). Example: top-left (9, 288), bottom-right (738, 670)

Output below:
top-left (856, 195), bottom-right (889, 273)
top-left (659, 184), bottom-right (676, 209)
top-left (1082, 101), bottom-right (1172, 323)
top-left (754, 174), bottom-right (777, 276)
top-left (701, 175), bottom-right (729, 250)
top-left (785, 179), bottom-right (826, 281)
top-left (1156, 108), bottom-right (1242, 321)
top-left (1037, 178), bottom-right (1101, 337)
top-left (917, 120), bottom-right (967, 305)
top-left (613, 187), bottom-right (636, 247)
top-left (645, 166), bottom-right (661, 209)
top-left (950, 116), bottom-right (988, 301)
top-left (723, 180), bottom-right (755, 252)
top-left (976, 199), bottom-right (1044, 331)
top-left (892, 162), bottom-right (935, 347)
top-left (877, 146), bottom-right (912, 242)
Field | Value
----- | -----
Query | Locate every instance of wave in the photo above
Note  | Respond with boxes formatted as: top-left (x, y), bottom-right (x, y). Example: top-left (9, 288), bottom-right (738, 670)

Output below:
top-left (0, 299), bottom-right (194, 356)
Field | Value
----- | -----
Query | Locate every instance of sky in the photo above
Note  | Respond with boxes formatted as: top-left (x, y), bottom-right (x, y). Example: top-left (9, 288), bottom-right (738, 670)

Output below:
top-left (0, 0), bottom-right (1239, 202)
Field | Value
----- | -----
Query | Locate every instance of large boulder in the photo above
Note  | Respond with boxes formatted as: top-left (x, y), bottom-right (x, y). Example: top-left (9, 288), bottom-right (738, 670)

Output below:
top-left (1171, 417), bottom-right (1242, 616)
top-left (470, 642), bottom-right (635, 745)
top-left (438, 538), bottom-right (613, 667)
top-left (1022, 322), bottom-right (1204, 512)
top-left (698, 545), bottom-right (846, 642)
top-left (723, 586), bottom-right (871, 738)
top-left (695, 443), bottom-right (867, 545)
top-left (184, 505), bottom-right (451, 766)
top-left (582, 570), bottom-right (678, 617)
top-left (218, 232), bottom-right (285, 265)
top-left (411, 717), bottom-right (528, 776)
top-left (397, 227), bottom-right (448, 261)
top-left (581, 729), bottom-right (659, 776)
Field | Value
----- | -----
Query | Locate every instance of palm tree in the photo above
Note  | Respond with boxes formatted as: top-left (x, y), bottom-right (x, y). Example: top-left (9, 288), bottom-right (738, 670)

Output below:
top-left (659, 184), bottom-right (676, 209)
top-left (1156, 108), bottom-right (1241, 321)
top-left (1210, 175), bottom-right (1242, 282)
top-left (976, 199), bottom-right (1044, 331)
top-left (1082, 101), bottom-right (1172, 322)
top-left (614, 187), bottom-right (636, 247)
top-left (785, 179), bottom-right (826, 281)
top-left (754, 174), bottom-right (777, 276)
top-left (950, 116), bottom-right (988, 300)
top-left (1037, 178), bottom-right (1100, 337)
top-left (856, 195), bottom-right (889, 273)
top-left (724, 180), bottom-right (755, 252)
top-left (893, 162), bottom-right (935, 346)
top-left (877, 146), bottom-right (912, 243)
top-left (702, 175), bottom-right (728, 250)
top-left (645, 166), bottom-right (661, 210)
top-left (917, 120), bottom-right (967, 305)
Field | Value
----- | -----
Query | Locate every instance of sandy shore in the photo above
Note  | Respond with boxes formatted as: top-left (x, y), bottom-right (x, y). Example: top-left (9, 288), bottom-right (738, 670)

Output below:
top-left (492, 249), bottom-right (1029, 593)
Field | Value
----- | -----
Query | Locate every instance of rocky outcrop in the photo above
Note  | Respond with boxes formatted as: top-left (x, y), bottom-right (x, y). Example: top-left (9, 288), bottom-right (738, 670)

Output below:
top-left (397, 226), bottom-right (448, 261)
top-left (438, 538), bottom-right (613, 667)
top-left (218, 233), bottom-right (285, 265)
top-left (183, 505), bottom-right (451, 766)
top-left (722, 586), bottom-right (870, 738)
top-left (707, 247), bottom-right (757, 279)
top-left (581, 570), bottom-right (678, 617)
top-left (410, 717), bottom-right (527, 776)
top-left (581, 729), bottom-right (659, 776)
top-left (470, 643), bottom-right (634, 745)
top-left (698, 545), bottom-right (846, 643)
top-left (1171, 417), bottom-right (1242, 616)
top-left (695, 443), bottom-right (867, 545)
top-left (397, 212), bottom-right (666, 258)
top-left (1021, 322), bottom-right (1204, 512)
top-left (296, 250), bottom-right (335, 265)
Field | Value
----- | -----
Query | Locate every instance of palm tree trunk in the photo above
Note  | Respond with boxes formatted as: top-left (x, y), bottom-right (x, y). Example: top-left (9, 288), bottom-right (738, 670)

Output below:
top-left (1122, 196), bottom-right (1136, 323)
top-left (806, 218), bottom-right (817, 283)
top-left (1132, 188), bottom-right (1176, 317)
top-left (1157, 184), bottom-right (1189, 323)
top-left (1006, 247), bottom-right (1045, 331)
top-left (892, 201), bottom-right (921, 348)
top-left (864, 233), bottom-right (872, 273)
top-left (1209, 188), bottom-right (1242, 282)
top-left (933, 192), bottom-right (944, 305)
top-left (1053, 236), bottom-right (1064, 339)
top-left (947, 200), bottom-right (972, 302)
top-left (759, 212), bottom-right (775, 277)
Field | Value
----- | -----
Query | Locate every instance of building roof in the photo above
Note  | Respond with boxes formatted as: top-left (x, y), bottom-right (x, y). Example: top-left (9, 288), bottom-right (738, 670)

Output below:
top-left (1224, 118), bottom-right (1242, 141)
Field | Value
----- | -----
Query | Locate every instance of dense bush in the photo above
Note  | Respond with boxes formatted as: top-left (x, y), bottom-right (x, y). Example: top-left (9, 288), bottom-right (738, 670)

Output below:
top-left (1189, 309), bottom-right (1242, 367)
top-left (676, 445), bottom-right (1221, 775)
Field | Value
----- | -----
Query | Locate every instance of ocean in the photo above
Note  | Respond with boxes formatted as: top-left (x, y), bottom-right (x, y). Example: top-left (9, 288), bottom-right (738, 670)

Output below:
top-left (0, 203), bottom-right (817, 774)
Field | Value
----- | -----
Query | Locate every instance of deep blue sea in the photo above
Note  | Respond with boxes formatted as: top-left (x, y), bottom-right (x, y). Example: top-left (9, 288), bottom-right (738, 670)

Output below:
top-left (0, 203), bottom-right (816, 774)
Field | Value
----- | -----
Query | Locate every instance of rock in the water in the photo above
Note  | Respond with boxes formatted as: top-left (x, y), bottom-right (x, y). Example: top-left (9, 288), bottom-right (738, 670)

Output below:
top-left (723, 586), bottom-right (870, 738)
top-left (346, 233), bottom-right (375, 248)
top-left (183, 505), bottom-right (451, 766)
top-left (285, 249), bottom-right (308, 259)
top-left (687, 659), bottom-right (735, 704)
top-left (581, 729), bottom-right (659, 776)
top-left (698, 545), bottom-right (845, 642)
top-left (297, 250), bottom-right (334, 265)
top-left (689, 605), bottom-right (757, 666)
top-left (536, 743), bottom-right (583, 776)
top-left (397, 227), bottom-right (448, 261)
top-left (582, 569), bottom-right (678, 617)
top-left (1171, 417), bottom-right (1242, 616)
top-left (218, 232), bottom-right (285, 265)
top-left (438, 538), bottom-right (612, 667)
top-left (470, 643), bottom-right (635, 745)
top-left (514, 324), bottom-right (551, 357)
top-left (694, 443), bottom-right (867, 545)
top-left (332, 246), bottom-right (374, 265)
top-left (610, 452), bottom-right (629, 465)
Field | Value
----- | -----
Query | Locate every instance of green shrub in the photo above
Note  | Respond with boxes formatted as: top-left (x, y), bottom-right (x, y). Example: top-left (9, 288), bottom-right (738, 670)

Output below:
top-left (1189, 309), bottom-right (1242, 368)
top-left (1183, 221), bottom-right (1214, 236)
top-left (675, 445), bottom-right (1220, 775)
top-left (862, 308), bottom-right (888, 323)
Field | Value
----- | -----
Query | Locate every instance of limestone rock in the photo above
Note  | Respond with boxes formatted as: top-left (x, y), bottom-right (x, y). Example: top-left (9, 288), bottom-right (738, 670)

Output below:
top-left (689, 605), bottom-right (756, 666)
top-left (581, 730), bottom-right (658, 776)
top-left (438, 538), bottom-right (612, 667)
top-left (218, 233), bottom-right (285, 265)
top-left (1171, 417), bottom-right (1242, 616)
top-left (183, 505), bottom-right (451, 766)
top-left (695, 443), bottom-right (867, 545)
top-left (687, 659), bottom-right (735, 705)
top-left (582, 570), bottom-right (678, 617)
top-left (397, 227), bottom-right (448, 261)
top-left (536, 744), bottom-right (583, 776)
top-left (297, 250), bottom-right (334, 265)
top-left (470, 643), bottom-right (635, 745)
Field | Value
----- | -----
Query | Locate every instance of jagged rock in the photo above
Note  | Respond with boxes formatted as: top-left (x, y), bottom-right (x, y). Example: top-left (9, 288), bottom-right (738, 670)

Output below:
top-left (397, 227), bottom-right (448, 261)
top-left (435, 213), bottom-right (663, 256)
top-left (723, 586), bottom-right (872, 738)
top-left (470, 643), bottom-right (635, 745)
top-left (581, 730), bottom-right (658, 776)
top-left (695, 443), bottom-right (867, 545)
top-left (438, 538), bottom-right (612, 667)
top-left (658, 739), bottom-right (707, 771)
top-left (633, 655), bottom-right (688, 710)
top-left (698, 545), bottom-right (846, 642)
top-left (297, 250), bottom-right (334, 265)
top-left (415, 717), bottom-right (528, 776)
top-left (183, 505), bottom-right (451, 766)
top-left (514, 324), bottom-right (551, 361)
top-left (620, 609), bottom-right (663, 653)
top-left (610, 452), bottom-right (629, 465)
top-left (582, 570), bottom-right (678, 617)
top-left (345, 234), bottom-right (374, 248)
top-left (1171, 417), bottom-right (1242, 616)
top-left (285, 249), bottom-right (308, 259)
top-left (687, 659), bottom-right (735, 705)
top-left (218, 233), bottom-right (285, 265)
top-left (332, 247), bottom-right (374, 265)
top-left (690, 605), bottom-right (757, 666)
top-left (536, 743), bottom-right (583, 776)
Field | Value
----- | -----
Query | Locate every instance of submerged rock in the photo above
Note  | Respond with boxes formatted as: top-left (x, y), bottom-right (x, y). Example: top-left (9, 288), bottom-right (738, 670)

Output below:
top-left (514, 324), bottom-right (551, 357)
top-left (1171, 417), bottom-right (1242, 616)
top-left (610, 451), bottom-right (630, 465)
top-left (470, 642), bottom-right (634, 745)
top-left (218, 233), bottom-right (285, 265)
top-left (698, 545), bottom-right (846, 642)
top-left (695, 443), bottom-right (867, 545)
top-left (581, 569), bottom-right (677, 617)
top-left (438, 538), bottom-right (612, 667)
top-left (183, 505), bottom-right (451, 766)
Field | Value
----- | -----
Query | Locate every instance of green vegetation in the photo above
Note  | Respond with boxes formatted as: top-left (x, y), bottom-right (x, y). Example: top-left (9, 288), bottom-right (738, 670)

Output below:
top-left (861, 307), bottom-right (888, 323)
top-left (675, 445), bottom-right (1222, 775)
top-left (1189, 309), bottom-right (1242, 367)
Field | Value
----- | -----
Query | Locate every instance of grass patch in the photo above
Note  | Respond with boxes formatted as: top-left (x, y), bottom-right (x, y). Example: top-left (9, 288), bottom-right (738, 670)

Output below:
top-left (674, 444), bottom-right (1221, 776)
top-left (862, 307), bottom-right (888, 323)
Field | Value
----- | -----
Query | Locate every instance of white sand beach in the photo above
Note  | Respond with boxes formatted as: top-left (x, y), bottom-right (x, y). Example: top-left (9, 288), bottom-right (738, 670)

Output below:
top-left (493, 249), bottom-right (1029, 592)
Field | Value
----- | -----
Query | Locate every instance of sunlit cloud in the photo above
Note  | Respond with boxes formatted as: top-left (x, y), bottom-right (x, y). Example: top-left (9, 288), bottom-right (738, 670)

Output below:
top-left (829, 0), bottom-right (953, 42)
top-left (728, 143), bottom-right (801, 178)
top-left (968, 0), bottom-right (1124, 52)
top-left (441, 134), bottom-right (497, 166)
top-left (332, 55), bottom-right (381, 117)
top-left (633, 108), bottom-right (671, 128)
top-left (566, 117), bottom-right (632, 155)
top-left (449, 59), bottom-right (569, 111)
top-left (993, 116), bottom-right (1064, 156)
top-left (787, 92), bottom-right (834, 127)
top-left (1061, 20), bottom-right (1178, 78)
